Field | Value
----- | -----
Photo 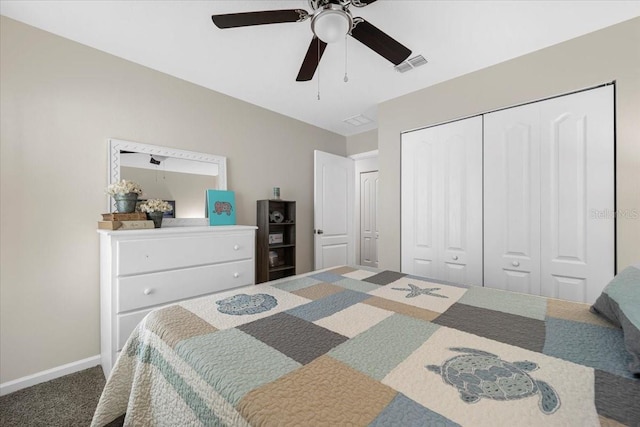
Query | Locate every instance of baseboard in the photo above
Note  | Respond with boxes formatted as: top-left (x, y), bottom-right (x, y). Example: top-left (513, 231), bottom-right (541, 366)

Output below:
top-left (0, 355), bottom-right (101, 396)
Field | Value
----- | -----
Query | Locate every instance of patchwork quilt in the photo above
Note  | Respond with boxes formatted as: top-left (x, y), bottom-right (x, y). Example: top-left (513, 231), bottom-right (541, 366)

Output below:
top-left (92, 267), bottom-right (640, 427)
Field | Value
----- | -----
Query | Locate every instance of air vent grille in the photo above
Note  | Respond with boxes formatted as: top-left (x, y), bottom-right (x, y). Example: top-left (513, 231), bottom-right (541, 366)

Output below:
top-left (394, 62), bottom-right (413, 73)
top-left (343, 114), bottom-right (373, 127)
top-left (394, 55), bottom-right (428, 73)
top-left (409, 55), bottom-right (428, 67)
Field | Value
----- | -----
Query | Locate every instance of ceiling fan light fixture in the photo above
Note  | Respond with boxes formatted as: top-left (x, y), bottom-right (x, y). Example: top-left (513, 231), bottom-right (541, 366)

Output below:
top-left (311, 5), bottom-right (352, 44)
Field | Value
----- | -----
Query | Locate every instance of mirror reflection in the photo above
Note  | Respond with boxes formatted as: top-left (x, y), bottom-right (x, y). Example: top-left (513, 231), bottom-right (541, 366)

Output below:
top-left (120, 153), bottom-right (219, 219)
top-left (108, 139), bottom-right (227, 224)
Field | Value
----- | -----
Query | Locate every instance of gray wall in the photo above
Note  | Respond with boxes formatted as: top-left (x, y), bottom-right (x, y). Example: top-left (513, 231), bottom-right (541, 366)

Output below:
top-left (377, 17), bottom-right (640, 272)
top-left (0, 16), bottom-right (346, 383)
top-left (346, 129), bottom-right (378, 156)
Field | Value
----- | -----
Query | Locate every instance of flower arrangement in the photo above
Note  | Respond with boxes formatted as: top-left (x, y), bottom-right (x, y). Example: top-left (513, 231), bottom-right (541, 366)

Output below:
top-left (138, 199), bottom-right (173, 213)
top-left (105, 179), bottom-right (143, 196)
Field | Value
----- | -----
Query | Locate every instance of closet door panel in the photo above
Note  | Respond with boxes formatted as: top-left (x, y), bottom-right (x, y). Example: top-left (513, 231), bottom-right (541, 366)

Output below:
top-left (546, 112), bottom-right (588, 264)
top-left (440, 117), bottom-right (483, 286)
top-left (401, 116), bottom-right (482, 285)
top-left (442, 134), bottom-right (467, 283)
top-left (484, 104), bottom-right (541, 294)
top-left (401, 130), bottom-right (440, 278)
top-left (443, 135), bottom-right (465, 253)
top-left (540, 85), bottom-right (614, 303)
top-left (552, 275), bottom-right (588, 303)
top-left (502, 270), bottom-right (537, 296)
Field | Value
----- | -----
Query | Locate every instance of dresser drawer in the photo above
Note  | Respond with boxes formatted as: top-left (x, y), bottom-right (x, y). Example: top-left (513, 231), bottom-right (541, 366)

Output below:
top-left (117, 309), bottom-right (152, 350)
top-left (117, 259), bottom-right (253, 313)
top-left (117, 232), bottom-right (253, 276)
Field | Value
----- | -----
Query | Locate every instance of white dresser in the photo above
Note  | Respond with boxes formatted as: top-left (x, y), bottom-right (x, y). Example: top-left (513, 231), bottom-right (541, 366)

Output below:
top-left (98, 225), bottom-right (257, 377)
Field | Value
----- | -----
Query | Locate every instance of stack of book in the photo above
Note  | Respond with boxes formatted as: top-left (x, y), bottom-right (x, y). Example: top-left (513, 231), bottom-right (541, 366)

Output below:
top-left (98, 212), bottom-right (154, 230)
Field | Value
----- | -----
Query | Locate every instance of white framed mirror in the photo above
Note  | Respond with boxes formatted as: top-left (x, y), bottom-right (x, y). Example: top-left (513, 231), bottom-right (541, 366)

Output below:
top-left (108, 138), bottom-right (227, 227)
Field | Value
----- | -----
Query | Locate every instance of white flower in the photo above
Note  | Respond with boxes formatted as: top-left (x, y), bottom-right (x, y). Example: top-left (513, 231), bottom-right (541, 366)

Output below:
top-left (106, 179), bottom-right (143, 196)
top-left (138, 199), bottom-right (173, 213)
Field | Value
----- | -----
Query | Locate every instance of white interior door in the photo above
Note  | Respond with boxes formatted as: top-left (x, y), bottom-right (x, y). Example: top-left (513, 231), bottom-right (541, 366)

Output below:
top-left (539, 85), bottom-right (614, 303)
top-left (314, 150), bottom-right (355, 270)
top-left (401, 116), bottom-right (483, 286)
top-left (360, 171), bottom-right (378, 267)
top-left (484, 102), bottom-right (542, 295)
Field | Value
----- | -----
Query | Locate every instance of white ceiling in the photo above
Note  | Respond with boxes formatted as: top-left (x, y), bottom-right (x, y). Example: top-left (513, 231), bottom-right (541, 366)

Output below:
top-left (1, 1), bottom-right (639, 136)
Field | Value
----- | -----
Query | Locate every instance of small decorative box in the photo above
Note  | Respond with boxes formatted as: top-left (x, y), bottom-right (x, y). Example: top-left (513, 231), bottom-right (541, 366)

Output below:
top-left (268, 233), bottom-right (284, 245)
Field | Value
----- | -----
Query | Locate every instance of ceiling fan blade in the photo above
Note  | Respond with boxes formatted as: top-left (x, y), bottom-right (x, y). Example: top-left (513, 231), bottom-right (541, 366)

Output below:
top-left (350, 19), bottom-right (411, 65)
top-left (351, 0), bottom-right (379, 7)
top-left (212, 9), bottom-right (308, 29)
top-left (296, 37), bottom-right (328, 82)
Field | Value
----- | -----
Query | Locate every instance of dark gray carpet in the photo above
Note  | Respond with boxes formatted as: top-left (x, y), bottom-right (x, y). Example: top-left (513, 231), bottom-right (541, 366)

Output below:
top-left (0, 366), bottom-right (105, 427)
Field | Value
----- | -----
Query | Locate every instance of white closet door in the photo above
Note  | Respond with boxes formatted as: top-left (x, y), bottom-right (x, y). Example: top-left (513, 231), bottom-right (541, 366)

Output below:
top-left (484, 103), bottom-right (542, 295)
top-left (402, 128), bottom-right (440, 278)
top-left (485, 86), bottom-right (614, 303)
top-left (401, 116), bottom-right (483, 286)
top-left (440, 118), bottom-right (483, 285)
top-left (539, 86), bottom-right (614, 303)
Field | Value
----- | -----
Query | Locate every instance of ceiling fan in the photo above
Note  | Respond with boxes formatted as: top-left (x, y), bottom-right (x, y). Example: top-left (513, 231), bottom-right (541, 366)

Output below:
top-left (211, 0), bottom-right (412, 81)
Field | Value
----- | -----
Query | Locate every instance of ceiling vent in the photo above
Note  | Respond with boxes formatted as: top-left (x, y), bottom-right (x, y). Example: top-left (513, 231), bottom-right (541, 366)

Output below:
top-left (343, 114), bottom-right (373, 127)
top-left (394, 55), bottom-right (428, 73)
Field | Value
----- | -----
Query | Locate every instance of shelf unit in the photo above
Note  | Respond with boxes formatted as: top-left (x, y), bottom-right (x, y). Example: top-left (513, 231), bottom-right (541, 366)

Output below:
top-left (256, 199), bottom-right (296, 284)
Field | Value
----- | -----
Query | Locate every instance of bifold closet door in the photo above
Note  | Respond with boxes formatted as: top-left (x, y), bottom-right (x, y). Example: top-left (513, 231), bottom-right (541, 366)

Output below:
top-left (484, 85), bottom-right (614, 303)
top-left (401, 116), bottom-right (483, 286)
top-left (484, 102), bottom-right (542, 295)
top-left (539, 86), bottom-right (614, 303)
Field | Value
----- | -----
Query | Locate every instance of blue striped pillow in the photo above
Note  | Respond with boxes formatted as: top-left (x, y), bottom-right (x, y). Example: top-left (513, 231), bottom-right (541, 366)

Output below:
top-left (591, 263), bottom-right (640, 376)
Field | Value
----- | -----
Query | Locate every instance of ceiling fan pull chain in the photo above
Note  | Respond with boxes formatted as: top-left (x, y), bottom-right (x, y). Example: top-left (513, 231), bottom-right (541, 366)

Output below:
top-left (344, 33), bottom-right (349, 83)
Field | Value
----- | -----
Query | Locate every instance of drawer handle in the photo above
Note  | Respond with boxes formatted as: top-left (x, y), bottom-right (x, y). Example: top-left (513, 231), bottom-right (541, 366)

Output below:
top-left (512, 261), bottom-right (520, 267)
top-left (452, 255), bottom-right (459, 260)
top-left (143, 288), bottom-right (152, 295)
top-left (233, 244), bottom-right (240, 251)
top-left (233, 272), bottom-right (239, 278)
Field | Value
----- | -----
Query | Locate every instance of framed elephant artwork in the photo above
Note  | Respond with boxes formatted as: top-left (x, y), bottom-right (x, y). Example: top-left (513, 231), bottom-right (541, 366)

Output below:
top-left (206, 189), bottom-right (236, 226)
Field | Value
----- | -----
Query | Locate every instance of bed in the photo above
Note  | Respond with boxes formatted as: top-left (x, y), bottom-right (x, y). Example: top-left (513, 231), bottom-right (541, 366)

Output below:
top-left (91, 266), bottom-right (640, 426)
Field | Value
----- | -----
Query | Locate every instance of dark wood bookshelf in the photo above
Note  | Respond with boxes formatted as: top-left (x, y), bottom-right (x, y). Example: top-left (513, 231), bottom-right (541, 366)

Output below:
top-left (256, 200), bottom-right (296, 284)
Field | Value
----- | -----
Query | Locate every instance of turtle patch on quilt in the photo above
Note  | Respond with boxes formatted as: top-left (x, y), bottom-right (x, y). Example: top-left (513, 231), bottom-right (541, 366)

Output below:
top-left (216, 293), bottom-right (278, 316)
top-left (426, 347), bottom-right (560, 414)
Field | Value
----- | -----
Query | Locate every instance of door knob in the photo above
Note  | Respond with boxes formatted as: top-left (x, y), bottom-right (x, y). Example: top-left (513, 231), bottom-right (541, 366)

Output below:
top-left (317, 229), bottom-right (324, 235)
top-left (512, 261), bottom-right (520, 267)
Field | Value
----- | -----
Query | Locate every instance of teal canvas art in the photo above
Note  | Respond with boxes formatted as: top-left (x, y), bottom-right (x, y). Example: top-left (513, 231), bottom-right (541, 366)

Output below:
top-left (206, 190), bottom-right (236, 226)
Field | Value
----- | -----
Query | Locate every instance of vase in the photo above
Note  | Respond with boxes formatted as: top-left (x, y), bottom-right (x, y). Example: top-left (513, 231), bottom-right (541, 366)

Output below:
top-left (113, 192), bottom-right (138, 213)
top-left (147, 211), bottom-right (164, 228)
